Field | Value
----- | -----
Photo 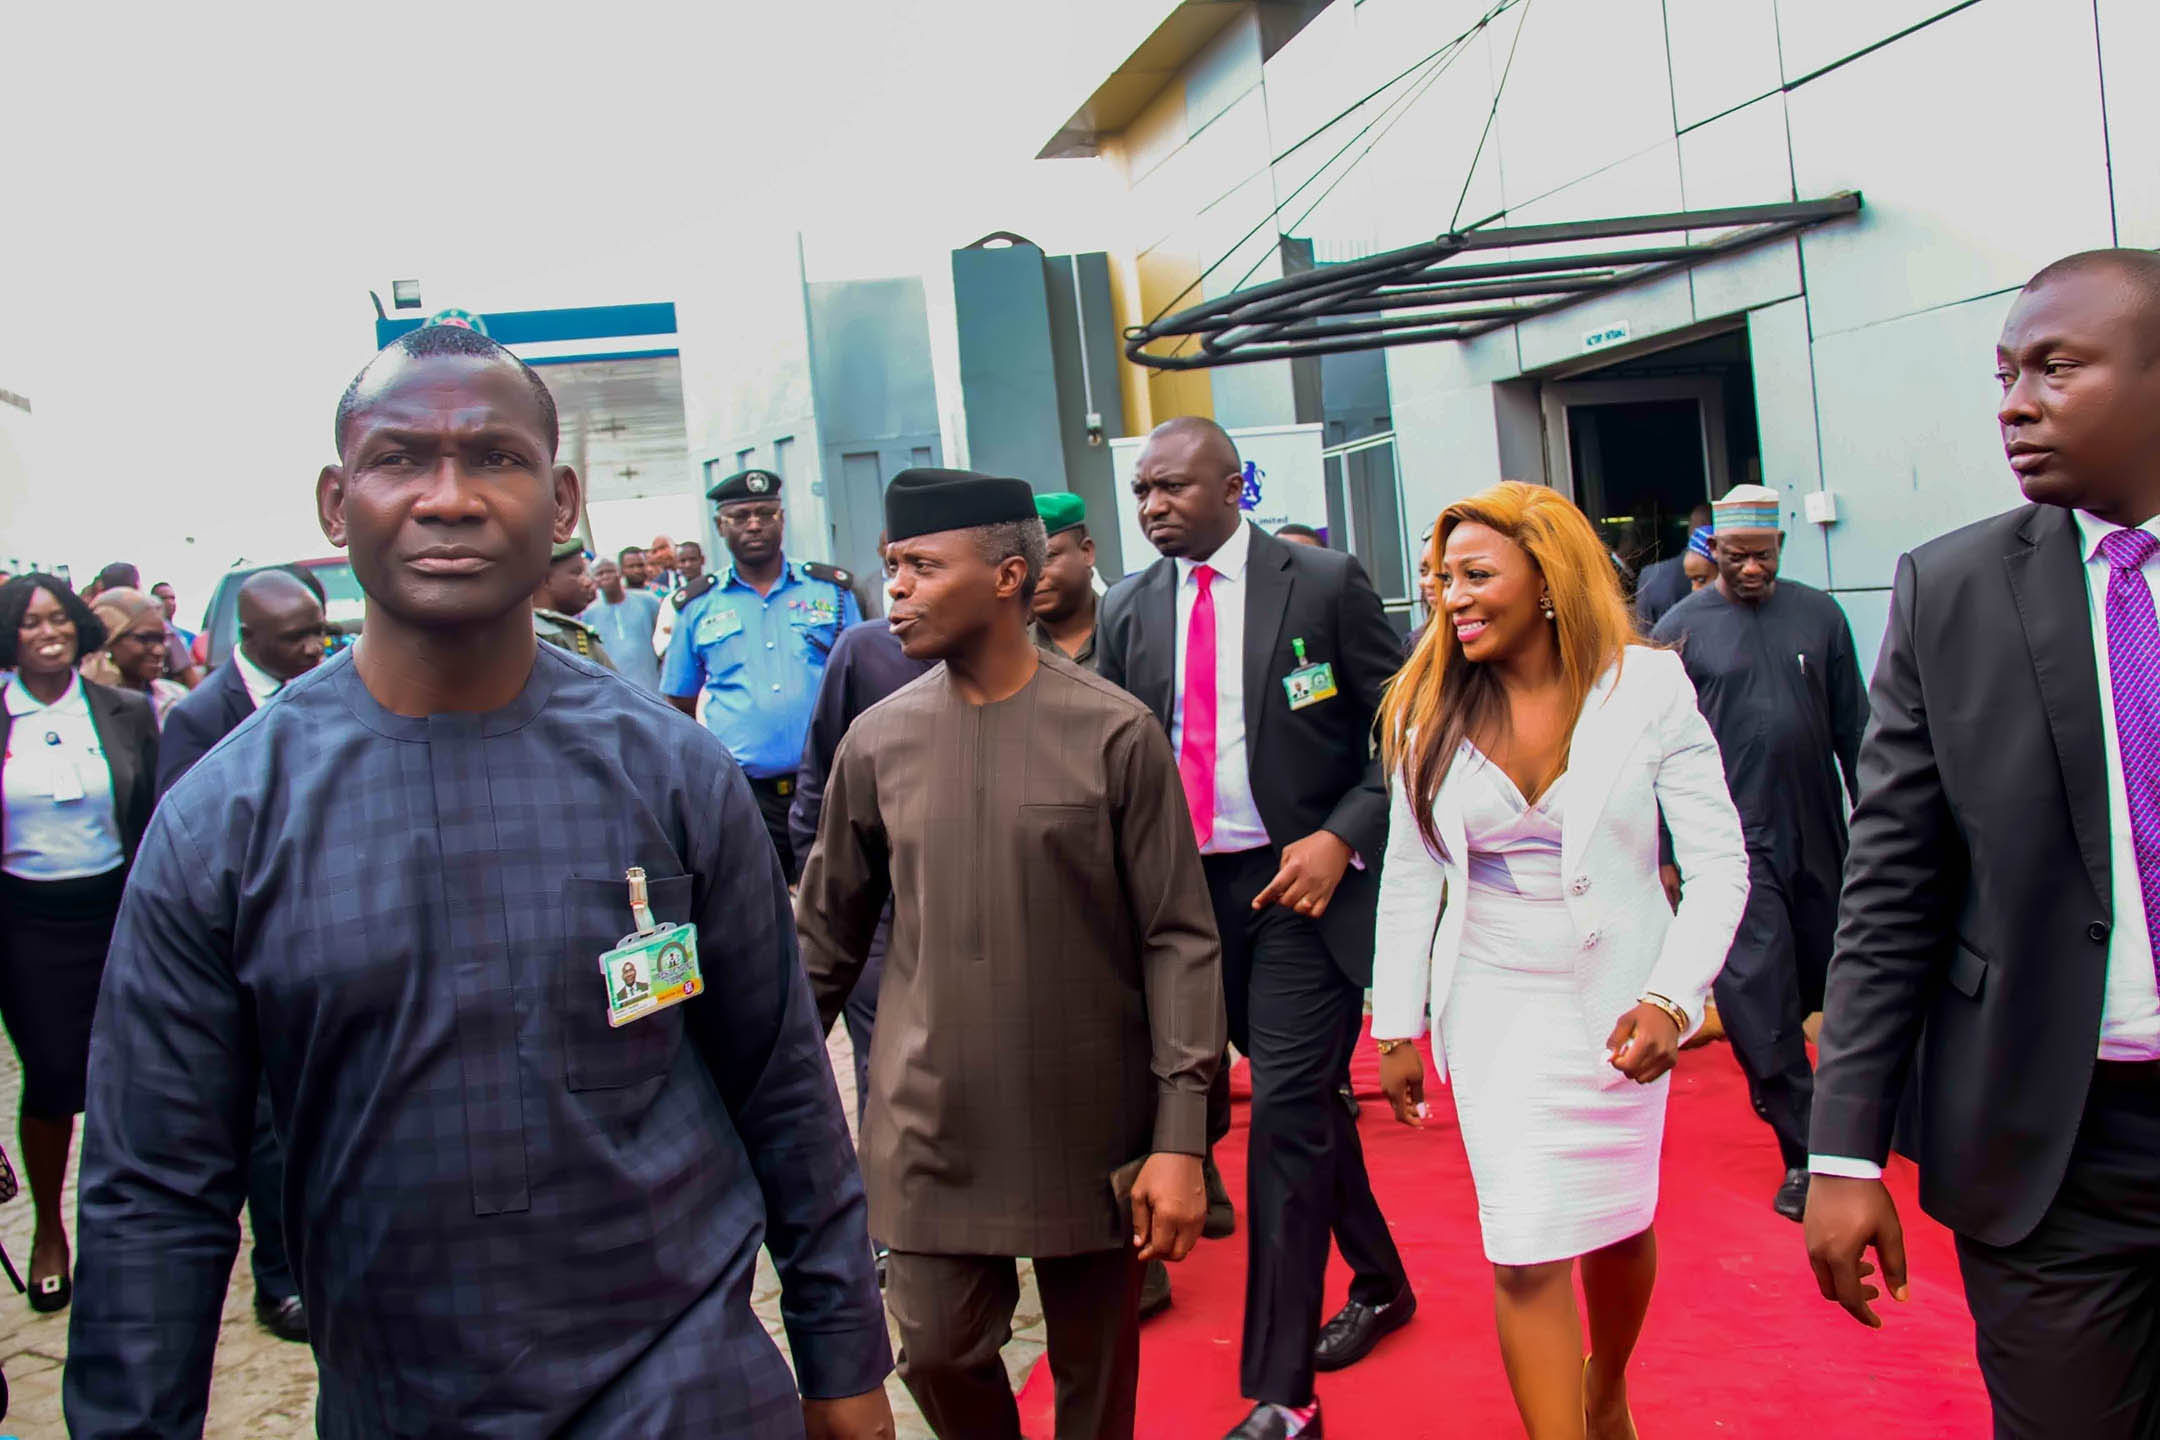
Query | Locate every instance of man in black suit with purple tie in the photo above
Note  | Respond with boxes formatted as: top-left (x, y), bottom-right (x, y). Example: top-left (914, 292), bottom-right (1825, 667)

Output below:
top-left (1806, 250), bottom-right (2160, 1439)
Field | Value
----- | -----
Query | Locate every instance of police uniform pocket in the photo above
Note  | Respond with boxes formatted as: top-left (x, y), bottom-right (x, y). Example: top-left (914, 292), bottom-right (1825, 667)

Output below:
top-left (561, 873), bottom-right (693, 1091)
top-left (787, 602), bottom-right (841, 660)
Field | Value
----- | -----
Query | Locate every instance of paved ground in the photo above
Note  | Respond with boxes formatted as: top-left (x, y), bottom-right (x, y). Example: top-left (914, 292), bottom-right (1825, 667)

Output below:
top-left (0, 1026), bottom-right (1045, 1438)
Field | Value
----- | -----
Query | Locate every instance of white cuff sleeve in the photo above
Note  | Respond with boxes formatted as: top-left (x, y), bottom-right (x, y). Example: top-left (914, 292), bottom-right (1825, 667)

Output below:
top-left (1807, 1154), bottom-right (1885, 1181)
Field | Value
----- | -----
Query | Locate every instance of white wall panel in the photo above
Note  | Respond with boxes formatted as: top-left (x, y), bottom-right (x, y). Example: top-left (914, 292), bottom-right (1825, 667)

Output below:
top-left (1123, 83), bottom-right (1191, 187)
top-left (1194, 173), bottom-right (1288, 303)
top-left (1506, 145), bottom-right (1693, 371)
top-left (1179, 89), bottom-right (1278, 216)
top-left (1350, 0), bottom-right (1528, 87)
top-left (1665, 0), bottom-right (1783, 129)
top-left (1342, 30), bottom-right (1502, 247)
top-left (1390, 379), bottom-right (1511, 528)
top-left (1680, 97), bottom-right (1803, 319)
top-left (1789, 0), bottom-right (2111, 337)
top-left (1812, 290), bottom-right (2021, 591)
top-left (2098, 0), bottom-right (2160, 246)
top-left (1747, 297), bottom-right (1829, 587)
top-left (1774, 0), bottom-right (1969, 83)
top-left (1261, 0), bottom-right (1361, 162)
top-left (1387, 323), bottom-right (1523, 399)
top-left (1488, 0), bottom-right (1676, 211)
top-left (1186, 9), bottom-right (1264, 134)
top-left (1829, 586), bottom-right (1893, 683)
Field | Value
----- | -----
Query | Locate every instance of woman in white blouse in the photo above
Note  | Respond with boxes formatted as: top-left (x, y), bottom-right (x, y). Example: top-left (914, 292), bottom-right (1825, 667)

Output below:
top-left (1372, 484), bottom-right (1747, 1439)
top-left (0, 575), bottom-right (159, 1312)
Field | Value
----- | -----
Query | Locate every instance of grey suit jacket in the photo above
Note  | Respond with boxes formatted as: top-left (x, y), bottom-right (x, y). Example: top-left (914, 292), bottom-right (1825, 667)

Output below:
top-left (1097, 523), bottom-right (1398, 984)
top-left (1813, 502), bottom-right (2116, 1246)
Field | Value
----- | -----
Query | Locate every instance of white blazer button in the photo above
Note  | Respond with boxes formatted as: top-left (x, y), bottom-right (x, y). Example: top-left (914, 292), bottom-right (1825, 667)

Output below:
top-left (1571, 875), bottom-right (1591, 895)
top-left (1583, 929), bottom-right (1601, 949)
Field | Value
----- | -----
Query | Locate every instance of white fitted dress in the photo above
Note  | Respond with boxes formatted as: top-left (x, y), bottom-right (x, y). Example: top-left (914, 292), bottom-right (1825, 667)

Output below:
top-left (1441, 746), bottom-right (1666, 1266)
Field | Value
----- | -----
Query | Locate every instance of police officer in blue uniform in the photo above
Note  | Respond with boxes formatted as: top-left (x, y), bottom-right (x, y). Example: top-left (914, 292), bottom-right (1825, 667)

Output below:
top-left (662, 468), bottom-right (859, 880)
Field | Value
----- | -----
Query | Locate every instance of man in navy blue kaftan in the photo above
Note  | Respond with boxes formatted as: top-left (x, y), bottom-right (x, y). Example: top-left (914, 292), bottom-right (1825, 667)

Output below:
top-left (64, 324), bottom-right (894, 1439)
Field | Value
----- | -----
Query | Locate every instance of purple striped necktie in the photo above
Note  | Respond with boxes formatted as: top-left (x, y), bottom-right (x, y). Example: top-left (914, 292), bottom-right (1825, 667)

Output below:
top-left (2099, 526), bottom-right (2160, 984)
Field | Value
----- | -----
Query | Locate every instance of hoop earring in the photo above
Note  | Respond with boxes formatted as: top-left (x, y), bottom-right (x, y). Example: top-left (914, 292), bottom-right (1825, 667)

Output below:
top-left (1540, 594), bottom-right (1556, 621)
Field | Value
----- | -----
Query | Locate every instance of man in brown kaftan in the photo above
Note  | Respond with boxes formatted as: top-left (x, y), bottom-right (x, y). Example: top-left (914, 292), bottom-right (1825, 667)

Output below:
top-left (797, 468), bottom-right (1226, 1440)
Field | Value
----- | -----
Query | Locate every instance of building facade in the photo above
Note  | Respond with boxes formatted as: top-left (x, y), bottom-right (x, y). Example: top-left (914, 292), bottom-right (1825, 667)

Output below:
top-left (1043, 0), bottom-right (2156, 667)
top-left (0, 379), bottom-right (40, 578)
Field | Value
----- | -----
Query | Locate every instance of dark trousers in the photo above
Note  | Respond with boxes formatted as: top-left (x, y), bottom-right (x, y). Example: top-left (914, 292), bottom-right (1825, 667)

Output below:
top-left (1205, 848), bottom-right (1408, 1407)
top-left (844, 907), bottom-right (890, 1133)
top-left (885, 1248), bottom-right (1143, 1440)
top-left (247, 1087), bottom-right (296, 1302)
top-left (1714, 848), bottom-right (1835, 1170)
top-left (1956, 1062), bottom-right (2160, 1439)
top-left (747, 776), bottom-right (800, 884)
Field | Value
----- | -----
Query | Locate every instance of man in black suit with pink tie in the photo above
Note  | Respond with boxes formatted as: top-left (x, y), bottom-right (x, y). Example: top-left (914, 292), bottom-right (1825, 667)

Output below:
top-left (1099, 417), bottom-right (1412, 1440)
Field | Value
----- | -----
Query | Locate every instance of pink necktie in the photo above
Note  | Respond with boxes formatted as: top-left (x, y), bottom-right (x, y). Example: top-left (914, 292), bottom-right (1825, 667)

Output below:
top-left (1180, 565), bottom-right (1218, 848)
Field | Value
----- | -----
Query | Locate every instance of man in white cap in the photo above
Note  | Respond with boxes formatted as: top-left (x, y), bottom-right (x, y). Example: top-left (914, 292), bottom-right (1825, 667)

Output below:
top-left (1652, 483), bottom-right (1867, 1221)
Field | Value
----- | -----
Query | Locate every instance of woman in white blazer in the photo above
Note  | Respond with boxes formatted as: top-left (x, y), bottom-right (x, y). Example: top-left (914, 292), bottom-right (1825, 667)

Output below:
top-left (1373, 482), bottom-right (1747, 1440)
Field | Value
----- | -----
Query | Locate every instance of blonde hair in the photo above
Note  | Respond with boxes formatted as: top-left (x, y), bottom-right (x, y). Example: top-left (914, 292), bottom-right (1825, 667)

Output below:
top-left (1379, 481), bottom-right (1640, 857)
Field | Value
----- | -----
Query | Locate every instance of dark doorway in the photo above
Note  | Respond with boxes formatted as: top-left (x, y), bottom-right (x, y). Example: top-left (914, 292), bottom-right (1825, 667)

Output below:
top-left (1566, 399), bottom-right (1708, 573)
top-left (1541, 328), bottom-right (1760, 575)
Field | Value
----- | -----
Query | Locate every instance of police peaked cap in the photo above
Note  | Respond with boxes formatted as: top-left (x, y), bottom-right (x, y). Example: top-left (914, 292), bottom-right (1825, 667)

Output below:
top-left (709, 469), bottom-right (783, 503)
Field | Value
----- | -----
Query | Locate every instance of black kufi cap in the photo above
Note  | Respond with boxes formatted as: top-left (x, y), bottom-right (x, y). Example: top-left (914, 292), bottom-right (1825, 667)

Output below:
top-left (884, 468), bottom-right (1037, 542)
top-left (708, 468), bottom-right (783, 503)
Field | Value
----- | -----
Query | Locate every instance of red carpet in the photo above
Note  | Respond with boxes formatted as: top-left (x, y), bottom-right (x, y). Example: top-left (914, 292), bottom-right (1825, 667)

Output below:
top-left (1020, 1033), bottom-right (1988, 1437)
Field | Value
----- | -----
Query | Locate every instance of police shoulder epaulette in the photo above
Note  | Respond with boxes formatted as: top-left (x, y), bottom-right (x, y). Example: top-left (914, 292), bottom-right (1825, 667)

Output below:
top-left (801, 561), bottom-right (854, 587)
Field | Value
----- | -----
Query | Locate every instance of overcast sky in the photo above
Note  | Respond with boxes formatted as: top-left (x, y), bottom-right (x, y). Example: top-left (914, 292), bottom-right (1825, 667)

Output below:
top-left (1, 0), bottom-right (1163, 611)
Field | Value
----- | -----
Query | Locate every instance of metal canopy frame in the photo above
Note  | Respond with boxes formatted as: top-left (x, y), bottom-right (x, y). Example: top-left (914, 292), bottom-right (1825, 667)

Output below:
top-left (1124, 192), bottom-right (1862, 370)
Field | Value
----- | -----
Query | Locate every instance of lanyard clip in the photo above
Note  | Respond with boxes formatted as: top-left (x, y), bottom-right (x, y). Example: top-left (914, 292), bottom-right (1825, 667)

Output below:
top-left (1292, 637), bottom-right (1308, 666)
top-left (626, 867), bottom-right (657, 934)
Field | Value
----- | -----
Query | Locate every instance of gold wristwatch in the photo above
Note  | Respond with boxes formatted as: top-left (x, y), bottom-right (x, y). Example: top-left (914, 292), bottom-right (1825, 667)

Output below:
top-left (1374, 1037), bottom-right (1414, 1056)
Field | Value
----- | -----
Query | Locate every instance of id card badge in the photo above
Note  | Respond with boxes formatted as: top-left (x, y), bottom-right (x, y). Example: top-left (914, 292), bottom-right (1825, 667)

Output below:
top-left (1281, 638), bottom-right (1338, 712)
top-left (599, 868), bottom-right (704, 1028)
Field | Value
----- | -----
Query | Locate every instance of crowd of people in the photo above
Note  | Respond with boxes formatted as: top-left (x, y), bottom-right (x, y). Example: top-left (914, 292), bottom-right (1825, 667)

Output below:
top-left (0, 245), bottom-right (2153, 1440)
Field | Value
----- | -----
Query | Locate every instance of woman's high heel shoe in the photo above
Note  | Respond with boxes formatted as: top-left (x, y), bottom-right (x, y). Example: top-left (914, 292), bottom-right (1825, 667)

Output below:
top-left (27, 1271), bottom-right (70, 1314)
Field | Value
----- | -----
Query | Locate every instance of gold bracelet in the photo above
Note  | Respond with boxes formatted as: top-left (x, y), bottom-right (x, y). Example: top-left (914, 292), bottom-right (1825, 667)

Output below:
top-left (1374, 1037), bottom-right (1414, 1056)
top-left (1639, 992), bottom-right (1689, 1033)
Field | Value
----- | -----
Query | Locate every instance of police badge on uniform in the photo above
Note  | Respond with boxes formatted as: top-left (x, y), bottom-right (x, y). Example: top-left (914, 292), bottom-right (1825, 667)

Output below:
top-left (694, 606), bottom-right (744, 646)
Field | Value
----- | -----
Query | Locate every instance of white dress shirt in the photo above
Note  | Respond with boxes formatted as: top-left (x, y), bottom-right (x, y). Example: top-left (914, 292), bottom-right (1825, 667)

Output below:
top-left (1170, 519), bottom-right (1271, 855)
top-left (1812, 509), bottom-right (2160, 1181)
top-left (232, 646), bottom-right (285, 711)
top-left (3, 673), bottom-right (125, 881)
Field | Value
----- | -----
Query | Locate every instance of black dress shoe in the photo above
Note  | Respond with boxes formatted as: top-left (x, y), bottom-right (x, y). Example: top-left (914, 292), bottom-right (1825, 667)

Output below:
top-left (1313, 1287), bottom-right (1415, 1371)
top-left (1223, 1401), bottom-right (1323, 1438)
top-left (254, 1292), bottom-right (309, 1343)
top-left (1774, 1167), bottom-right (1811, 1223)
top-left (1139, 1257), bottom-right (1172, 1320)
top-left (1336, 1083), bottom-right (1361, 1119)
top-left (1203, 1154), bottom-right (1236, 1239)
